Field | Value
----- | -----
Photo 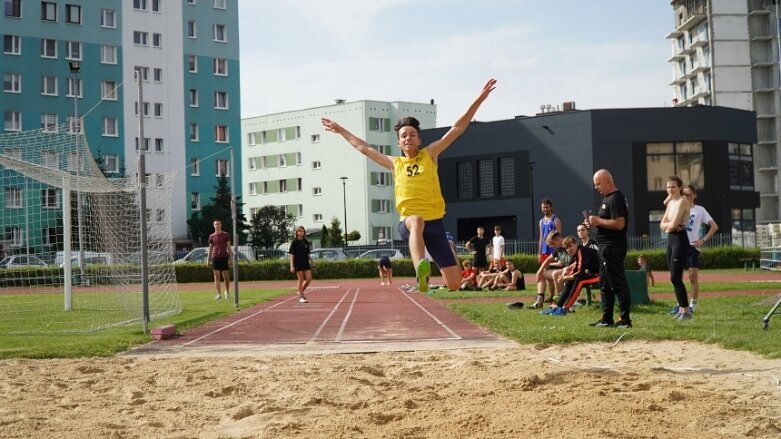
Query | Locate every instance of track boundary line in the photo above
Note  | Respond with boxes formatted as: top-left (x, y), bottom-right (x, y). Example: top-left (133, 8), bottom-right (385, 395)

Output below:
top-left (335, 288), bottom-right (361, 342)
top-left (183, 295), bottom-right (298, 346)
top-left (398, 286), bottom-right (462, 340)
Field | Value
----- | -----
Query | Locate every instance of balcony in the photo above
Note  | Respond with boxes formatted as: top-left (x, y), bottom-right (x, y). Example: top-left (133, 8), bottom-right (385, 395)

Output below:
top-left (753, 59), bottom-right (775, 67)
top-left (674, 13), bottom-right (707, 33)
top-left (669, 76), bottom-right (686, 86)
top-left (666, 29), bottom-right (684, 39)
top-left (691, 39), bottom-right (709, 48)
top-left (752, 35), bottom-right (773, 42)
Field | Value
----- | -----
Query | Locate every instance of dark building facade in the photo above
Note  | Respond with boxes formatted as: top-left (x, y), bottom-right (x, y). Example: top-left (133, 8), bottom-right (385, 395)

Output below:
top-left (421, 106), bottom-right (758, 244)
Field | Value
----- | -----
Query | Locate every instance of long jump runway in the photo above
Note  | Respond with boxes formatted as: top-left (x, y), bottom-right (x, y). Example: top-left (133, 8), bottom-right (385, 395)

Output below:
top-left (126, 283), bottom-right (515, 358)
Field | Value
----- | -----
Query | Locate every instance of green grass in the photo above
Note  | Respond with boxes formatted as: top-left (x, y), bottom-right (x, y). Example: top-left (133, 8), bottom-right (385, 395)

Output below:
top-left (0, 288), bottom-right (290, 359)
top-left (448, 296), bottom-right (781, 359)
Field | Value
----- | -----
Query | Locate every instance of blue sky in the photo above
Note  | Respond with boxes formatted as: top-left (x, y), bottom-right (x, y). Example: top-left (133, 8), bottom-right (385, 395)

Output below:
top-left (238, 0), bottom-right (674, 126)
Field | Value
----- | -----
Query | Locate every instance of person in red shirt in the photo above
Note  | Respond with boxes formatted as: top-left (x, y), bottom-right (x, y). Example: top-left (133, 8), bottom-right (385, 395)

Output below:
top-left (207, 219), bottom-right (232, 300)
top-left (460, 259), bottom-right (477, 290)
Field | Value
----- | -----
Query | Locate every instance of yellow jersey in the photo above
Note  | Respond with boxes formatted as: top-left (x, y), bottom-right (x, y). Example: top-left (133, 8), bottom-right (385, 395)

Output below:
top-left (392, 148), bottom-right (445, 221)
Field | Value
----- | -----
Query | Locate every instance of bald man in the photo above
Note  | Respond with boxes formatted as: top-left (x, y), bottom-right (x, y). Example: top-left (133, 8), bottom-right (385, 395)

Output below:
top-left (584, 169), bottom-right (632, 329)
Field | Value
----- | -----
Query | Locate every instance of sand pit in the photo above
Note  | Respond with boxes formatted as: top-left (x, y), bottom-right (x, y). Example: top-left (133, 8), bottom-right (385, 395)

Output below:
top-left (1, 340), bottom-right (780, 438)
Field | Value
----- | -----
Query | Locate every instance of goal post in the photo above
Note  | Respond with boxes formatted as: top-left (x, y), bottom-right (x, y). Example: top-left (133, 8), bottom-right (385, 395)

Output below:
top-left (0, 123), bottom-right (181, 333)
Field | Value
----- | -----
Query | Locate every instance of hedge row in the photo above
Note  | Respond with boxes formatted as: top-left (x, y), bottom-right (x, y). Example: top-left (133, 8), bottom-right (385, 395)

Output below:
top-left (175, 246), bottom-right (760, 283)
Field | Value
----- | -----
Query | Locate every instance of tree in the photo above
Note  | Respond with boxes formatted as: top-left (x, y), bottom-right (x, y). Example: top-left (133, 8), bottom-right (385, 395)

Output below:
top-left (328, 217), bottom-right (344, 247)
top-left (347, 230), bottom-right (361, 242)
top-left (248, 205), bottom-right (296, 249)
top-left (320, 225), bottom-right (330, 248)
top-left (187, 176), bottom-right (248, 246)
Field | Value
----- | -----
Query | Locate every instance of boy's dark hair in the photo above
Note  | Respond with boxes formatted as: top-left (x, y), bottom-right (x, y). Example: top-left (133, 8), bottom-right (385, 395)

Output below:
top-left (668, 175), bottom-right (683, 187)
top-left (541, 197), bottom-right (553, 207)
top-left (394, 117), bottom-right (420, 137)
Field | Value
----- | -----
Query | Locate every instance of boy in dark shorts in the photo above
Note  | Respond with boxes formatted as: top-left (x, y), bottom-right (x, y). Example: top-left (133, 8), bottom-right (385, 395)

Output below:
top-left (207, 219), bottom-right (232, 300)
top-left (378, 255), bottom-right (393, 285)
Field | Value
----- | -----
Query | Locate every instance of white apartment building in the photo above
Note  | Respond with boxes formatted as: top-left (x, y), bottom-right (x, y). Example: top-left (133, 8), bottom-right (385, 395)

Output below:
top-left (242, 100), bottom-right (436, 246)
top-left (668, 0), bottom-right (780, 223)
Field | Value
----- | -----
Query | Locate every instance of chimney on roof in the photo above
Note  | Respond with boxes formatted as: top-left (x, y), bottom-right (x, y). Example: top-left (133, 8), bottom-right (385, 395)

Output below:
top-left (335, 99), bottom-right (345, 104)
top-left (562, 101), bottom-right (576, 112)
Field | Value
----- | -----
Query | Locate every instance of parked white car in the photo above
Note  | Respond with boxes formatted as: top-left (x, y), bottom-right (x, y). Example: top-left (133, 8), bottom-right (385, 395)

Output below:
top-left (357, 249), bottom-right (404, 260)
top-left (0, 255), bottom-right (48, 269)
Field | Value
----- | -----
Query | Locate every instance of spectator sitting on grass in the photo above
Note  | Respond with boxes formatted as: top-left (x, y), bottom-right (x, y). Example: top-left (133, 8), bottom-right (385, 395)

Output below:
top-left (460, 259), bottom-right (477, 290)
top-left (487, 260), bottom-right (525, 291)
top-left (477, 257), bottom-right (506, 289)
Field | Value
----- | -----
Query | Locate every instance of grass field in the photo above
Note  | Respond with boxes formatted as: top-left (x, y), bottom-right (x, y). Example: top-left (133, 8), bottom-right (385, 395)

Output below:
top-left (1, 270), bottom-right (780, 359)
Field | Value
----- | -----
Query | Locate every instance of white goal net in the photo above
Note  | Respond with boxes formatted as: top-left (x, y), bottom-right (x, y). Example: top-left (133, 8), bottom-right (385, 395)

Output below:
top-left (0, 122), bottom-right (180, 333)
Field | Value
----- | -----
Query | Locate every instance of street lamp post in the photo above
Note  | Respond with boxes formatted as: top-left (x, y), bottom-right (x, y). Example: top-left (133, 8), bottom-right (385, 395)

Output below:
top-left (528, 161), bottom-right (536, 243)
top-left (340, 177), bottom-right (348, 246)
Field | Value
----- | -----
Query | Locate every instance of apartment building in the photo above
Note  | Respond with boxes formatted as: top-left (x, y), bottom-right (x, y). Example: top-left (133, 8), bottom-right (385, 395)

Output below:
top-left (242, 100), bottom-right (436, 245)
top-left (0, 0), bottom-right (240, 249)
top-left (667, 0), bottom-right (779, 224)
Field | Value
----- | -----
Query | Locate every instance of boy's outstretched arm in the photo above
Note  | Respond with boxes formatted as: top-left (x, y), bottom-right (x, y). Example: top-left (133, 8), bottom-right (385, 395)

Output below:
top-left (321, 118), bottom-right (394, 170)
top-left (428, 78), bottom-right (497, 159)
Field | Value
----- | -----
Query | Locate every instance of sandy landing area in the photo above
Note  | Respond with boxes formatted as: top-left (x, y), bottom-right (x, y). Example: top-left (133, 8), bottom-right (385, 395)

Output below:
top-left (1, 340), bottom-right (781, 438)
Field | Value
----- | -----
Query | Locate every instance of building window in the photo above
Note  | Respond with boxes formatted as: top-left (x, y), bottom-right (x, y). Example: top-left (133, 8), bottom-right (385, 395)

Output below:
top-left (187, 55), bottom-right (197, 73)
top-left (313, 214), bottom-right (323, 222)
top-left (214, 58), bottom-right (227, 75)
top-left (369, 117), bottom-right (390, 132)
top-left (153, 103), bottom-right (162, 117)
top-left (189, 89), bottom-right (198, 107)
top-left (215, 125), bottom-right (228, 142)
top-left (134, 101), bottom-right (150, 116)
top-left (41, 188), bottom-right (58, 208)
top-left (5, 187), bottom-right (22, 208)
top-left (248, 182), bottom-right (257, 195)
top-left (213, 24), bottom-right (226, 42)
top-left (134, 66), bottom-right (149, 81)
top-left (101, 45), bottom-right (117, 64)
top-left (133, 0), bottom-right (147, 10)
top-left (67, 116), bottom-right (82, 134)
top-left (40, 75), bottom-right (57, 95)
top-left (65, 41), bottom-right (81, 60)
top-left (279, 179), bottom-right (287, 193)
top-left (190, 157), bottom-right (199, 175)
top-left (101, 81), bottom-right (116, 100)
top-left (100, 9), bottom-right (115, 27)
top-left (5, 227), bottom-right (23, 247)
top-left (41, 2), bottom-right (56, 21)
top-left (133, 31), bottom-right (148, 46)
top-left (646, 142), bottom-right (704, 191)
top-left (42, 150), bottom-right (57, 167)
top-left (65, 4), bottom-right (80, 23)
top-left (4, 111), bottom-right (21, 131)
top-left (152, 0), bottom-right (160, 12)
top-left (66, 77), bottom-right (81, 98)
top-left (311, 134), bottom-right (320, 143)
top-left (40, 38), bottom-right (56, 58)
top-left (135, 137), bottom-right (150, 151)
top-left (187, 20), bottom-right (196, 38)
top-left (214, 91), bottom-right (228, 109)
top-left (248, 157), bottom-right (256, 170)
top-left (3, 73), bottom-right (20, 93)
top-left (4, 35), bottom-right (21, 54)
top-left (213, 0), bottom-right (226, 9)
top-left (41, 113), bottom-right (57, 132)
top-left (191, 192), bottom-right (200, 210)
top-left (732, 208), bottom-right (755, 234)
top-left (728, 143), bottom-right (754, 191)
top-left (372, 199), bottom-right (391, 213)
top-left (155, 209), bottom-right (165, 222)
top-left (152, 33), bottom-right (162, 47)
top-left (153, 68), bottom-right (163, 82)
top-left (457, 161), bottom-right (474, 199)
top-left (313, 187), bottom-right (322, 196)
top-left (5, 0), bottom-right (21, 17)
top-left (154, 138), bottom-right (164, 152)
top-left (104, 154), bottom-right (118, 173)
top-left (189, 123), bottom-right (199, 141)
top-left (312, 161), bottom-right (321, 170)
top-left (102, 117), bottom-right (117, 136)
top-left (477, 159), bottom-right (494, 198)
top-left (216, 159), bottom-right (229, 177)
top-left (498, 157), bottom-right (515, 196)
top-left (278, 155), bottom-right (287, 167)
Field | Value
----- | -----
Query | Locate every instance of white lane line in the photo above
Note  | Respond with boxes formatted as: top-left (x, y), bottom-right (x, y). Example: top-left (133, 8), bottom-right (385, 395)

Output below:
top-left (306, 288), bottom-right (354, 344)
top-left (335, 288), bottom-right (361, 342)
top-left (183, 295), bottom-right (298, 346)
top-left (398, 287), bottom-right (461, 340)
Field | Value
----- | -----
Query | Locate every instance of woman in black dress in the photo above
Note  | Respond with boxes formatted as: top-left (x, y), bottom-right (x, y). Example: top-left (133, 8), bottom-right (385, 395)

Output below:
top-left (288, 226), bottom-right (314, 303)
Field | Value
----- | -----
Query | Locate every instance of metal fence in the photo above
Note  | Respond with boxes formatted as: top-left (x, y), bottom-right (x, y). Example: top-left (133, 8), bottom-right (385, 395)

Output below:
top-left (251, 232), bottom-right (757, 260)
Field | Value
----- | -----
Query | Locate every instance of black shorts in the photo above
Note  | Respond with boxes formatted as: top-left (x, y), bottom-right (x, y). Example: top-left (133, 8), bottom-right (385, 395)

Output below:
top-left (378, 257), bottom-right (392, 269)
top-left (294, 258), bottom-right (311, 272)
top-left (212, 257), bottom-right (229, 271)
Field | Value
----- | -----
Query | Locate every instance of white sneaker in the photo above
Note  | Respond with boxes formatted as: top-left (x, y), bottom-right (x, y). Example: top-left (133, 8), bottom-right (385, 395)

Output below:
top-left (223, 290), bottom-right (229, 300)
top-left (214, 293), bottom-right (221, 300)
top-left (299, 297), bottom-right (308, 303)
